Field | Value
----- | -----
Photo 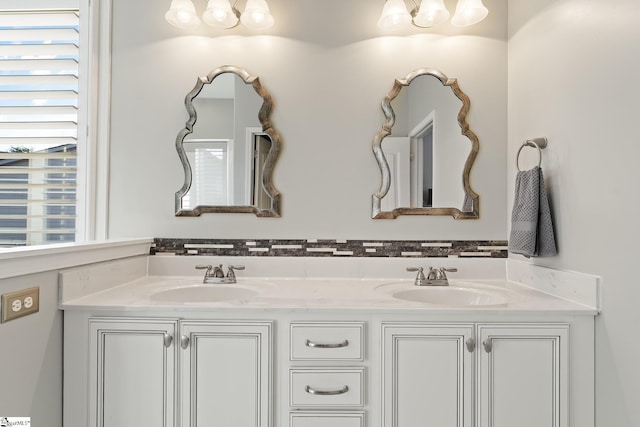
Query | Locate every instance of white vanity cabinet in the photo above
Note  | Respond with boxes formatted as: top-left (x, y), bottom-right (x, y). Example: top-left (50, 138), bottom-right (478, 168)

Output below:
top-left (64, 310), bottom-right (593, 427)
top-left (476, 323), bottom-right (568, 427)
top-left (381, 322), bottom-right (572, 427)
top-left (381, 323), bottom-right (475, 427)
top-left (179, 320), bottom-right (273, 427)
top-left (88, 318), bottom-right (178, 427)
top-left (79, 316), bottom-right (273, 427)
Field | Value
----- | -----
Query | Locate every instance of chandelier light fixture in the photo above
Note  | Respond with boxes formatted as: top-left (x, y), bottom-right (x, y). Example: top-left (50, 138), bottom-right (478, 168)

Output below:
top-left (166, 0), bottom-right (275, 30)
top-left (378, 0), bottom-right (488, 30)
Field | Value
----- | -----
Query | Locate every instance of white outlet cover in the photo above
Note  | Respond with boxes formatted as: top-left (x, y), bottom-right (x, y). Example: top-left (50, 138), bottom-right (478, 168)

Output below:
top-left (11, 300), bottom-right (21, 312)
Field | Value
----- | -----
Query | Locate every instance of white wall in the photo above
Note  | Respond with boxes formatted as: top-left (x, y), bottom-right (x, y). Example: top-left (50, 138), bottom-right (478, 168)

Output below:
top-left (508, 0), bottom-right (640, 425)
top-left (0, 273), bottom-right (62, 425)
top-left (0, 241), bottom-right (151, 427)
top-left (107, 0), bottom-right (508, 240)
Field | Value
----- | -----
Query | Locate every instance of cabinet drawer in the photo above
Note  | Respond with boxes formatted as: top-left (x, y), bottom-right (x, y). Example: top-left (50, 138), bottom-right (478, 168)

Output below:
top-left (290, 323), bottom-right (364, 361)
top-left (290, 368), bottom-right (365, 407)
top-left (290, 412), bottom-right (365, 427)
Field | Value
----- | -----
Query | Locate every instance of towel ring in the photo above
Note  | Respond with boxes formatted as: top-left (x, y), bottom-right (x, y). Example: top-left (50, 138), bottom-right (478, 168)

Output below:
top-left (516, 137), bottom-right (548, 172)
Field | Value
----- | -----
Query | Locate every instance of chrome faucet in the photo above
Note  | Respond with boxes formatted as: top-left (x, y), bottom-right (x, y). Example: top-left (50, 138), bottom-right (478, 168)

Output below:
top-left (196, 264), bottom-right (245, 284)
top-left (407, 266), bottom-right (457, 286)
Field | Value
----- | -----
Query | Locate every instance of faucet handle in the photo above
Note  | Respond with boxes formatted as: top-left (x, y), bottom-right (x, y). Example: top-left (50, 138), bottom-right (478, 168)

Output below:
top-left (196, 265), bottom-right (214, 284)
top-left (439, 267), bottom-right (457, 277)
top-left (406, 266), bottom-right (425, 278)
top-left (406, 267), bottom-right (426, 286)
top-left (226, 265), bottom-right (245, 279)
top-left (435, 267), bottom-right (457, 281)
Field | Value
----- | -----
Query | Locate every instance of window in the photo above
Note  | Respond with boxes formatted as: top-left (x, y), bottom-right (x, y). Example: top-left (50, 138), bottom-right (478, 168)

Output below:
top-left (0, 9), bottom-right (80, 247)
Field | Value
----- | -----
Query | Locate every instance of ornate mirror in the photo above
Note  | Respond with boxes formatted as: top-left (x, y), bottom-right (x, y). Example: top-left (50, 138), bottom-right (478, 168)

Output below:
top-left (372, 68), bottom-right (479, 219)
top-left (175, 65), bottom-right (281, 217)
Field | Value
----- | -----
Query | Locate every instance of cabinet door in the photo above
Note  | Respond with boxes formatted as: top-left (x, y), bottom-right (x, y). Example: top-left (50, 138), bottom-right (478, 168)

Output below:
top-left (180, 321), bottom-right (273, 427)
top-left (89, 318), bottom-right (177, 427)
top-left (477, 324), bottom-right (569, 427)
top-left (382, 323), bottom-right (475, 427)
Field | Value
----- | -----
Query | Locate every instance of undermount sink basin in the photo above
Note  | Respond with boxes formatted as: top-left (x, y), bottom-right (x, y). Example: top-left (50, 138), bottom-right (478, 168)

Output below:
top-left (150, 285), bottom-right (259, 303)
top-left (392, 286), bottom-right (509, 307)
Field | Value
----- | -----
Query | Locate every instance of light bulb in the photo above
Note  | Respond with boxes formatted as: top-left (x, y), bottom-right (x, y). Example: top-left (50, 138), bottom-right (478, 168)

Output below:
top-left (165, 0), bottom-right (201, 29)
top-left (378, 0), bottom-right (412, 30)
top-left (240, 0), bottom-right (274, 30)
top-left (203, 0), bottom-right (239, 28)
top-left (451, 0), bottom-right (488, 27)
top-left (413, 0), bottom-right (450, 28)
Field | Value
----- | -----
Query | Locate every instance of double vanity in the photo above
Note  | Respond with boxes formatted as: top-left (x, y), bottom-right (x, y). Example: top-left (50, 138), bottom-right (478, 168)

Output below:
top-left (60, 255), bottom-right (596, 427)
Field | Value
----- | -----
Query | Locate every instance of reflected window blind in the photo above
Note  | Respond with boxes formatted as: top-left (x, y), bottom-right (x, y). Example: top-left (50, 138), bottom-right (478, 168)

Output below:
top-left (183, 141), bottom-right (230, 208)
top-left (0, 10), bottom-right (79, 247)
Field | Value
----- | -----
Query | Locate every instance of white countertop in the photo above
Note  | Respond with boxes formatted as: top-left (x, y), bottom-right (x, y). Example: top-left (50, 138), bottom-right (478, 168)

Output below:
top-left (60, 274), bottom-right (598, 315)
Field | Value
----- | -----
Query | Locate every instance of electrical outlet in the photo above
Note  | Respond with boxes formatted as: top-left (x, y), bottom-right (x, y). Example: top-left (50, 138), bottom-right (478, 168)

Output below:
top-left (1, 287), bottom-right (39, 323)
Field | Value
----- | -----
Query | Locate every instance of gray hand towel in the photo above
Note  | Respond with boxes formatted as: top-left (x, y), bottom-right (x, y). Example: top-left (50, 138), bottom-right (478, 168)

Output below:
top-left (508, 166), bottom-right (557, 257)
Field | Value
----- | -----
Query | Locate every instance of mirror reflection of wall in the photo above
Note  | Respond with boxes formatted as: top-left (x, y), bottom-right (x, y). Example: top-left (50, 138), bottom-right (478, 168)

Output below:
top-left (175, 66), bottom-right (282, 217)
top-left (186, 73), bottom-right (263, 206)
top-left (373, 69), bottom-right (479, 219)
top-left (384, 73), bottom-right (467, 210)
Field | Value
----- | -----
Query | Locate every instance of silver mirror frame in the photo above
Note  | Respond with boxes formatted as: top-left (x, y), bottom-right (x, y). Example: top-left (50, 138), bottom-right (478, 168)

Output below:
top-left (175, 65), bottom-right (281, 217)
top-left (372, 68), bottom-right (479, 219)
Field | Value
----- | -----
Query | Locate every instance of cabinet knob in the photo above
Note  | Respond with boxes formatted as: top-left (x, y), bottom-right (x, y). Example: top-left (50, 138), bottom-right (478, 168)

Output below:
top-left (180, 335), bottom-right (190, 349)
top-left (465, 338), bottom-right (476, 352)
top-left (482, 339), bottom-right (493, 353)
top-left (163, 332), bottom-right (173, 348)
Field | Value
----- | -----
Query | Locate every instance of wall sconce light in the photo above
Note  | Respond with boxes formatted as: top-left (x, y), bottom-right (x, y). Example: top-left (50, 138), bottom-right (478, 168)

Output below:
top-left (377, 0), bottom-right (413, 30)
top-left (166, 0), bottom-right (201, 29)
top-left (378, 0), bottom-right (488, 30)
top-left (450, 0), bottom-right (488, 27)
top-left (166, 0), bottom-right (274, 30)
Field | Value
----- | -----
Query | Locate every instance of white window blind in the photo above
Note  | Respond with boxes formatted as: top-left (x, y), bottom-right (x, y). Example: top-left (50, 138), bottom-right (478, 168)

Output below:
top-left (0, 9), bottom-right (79, 247)
top-left (183, 140), bottom-right (231, 208)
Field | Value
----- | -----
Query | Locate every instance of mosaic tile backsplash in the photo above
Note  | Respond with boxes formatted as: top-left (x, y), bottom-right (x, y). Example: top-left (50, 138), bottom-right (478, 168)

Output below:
top-left (152, 238), bottom-right (508, 258)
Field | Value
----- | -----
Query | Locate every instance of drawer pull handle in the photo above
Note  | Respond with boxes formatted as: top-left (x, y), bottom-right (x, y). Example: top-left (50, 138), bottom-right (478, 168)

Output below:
top-left (305, 339), bottom-right (349, 349)
top-left (305, 385), bottom-right (349, 396)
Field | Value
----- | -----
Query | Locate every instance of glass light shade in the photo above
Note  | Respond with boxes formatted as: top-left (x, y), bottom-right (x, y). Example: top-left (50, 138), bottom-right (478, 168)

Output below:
top-left (377, 0), bottom-right (412, 30)
top-left (240, 0), bottom-right (275, 30)
top-left (413, 0), bottom-right (450, 28)
top-left (165, 0), bottom-right (201, 29)
top-left (450, 0), bottom-right (488, 26)
top-left (203, 0), bottom-right (239, 28)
